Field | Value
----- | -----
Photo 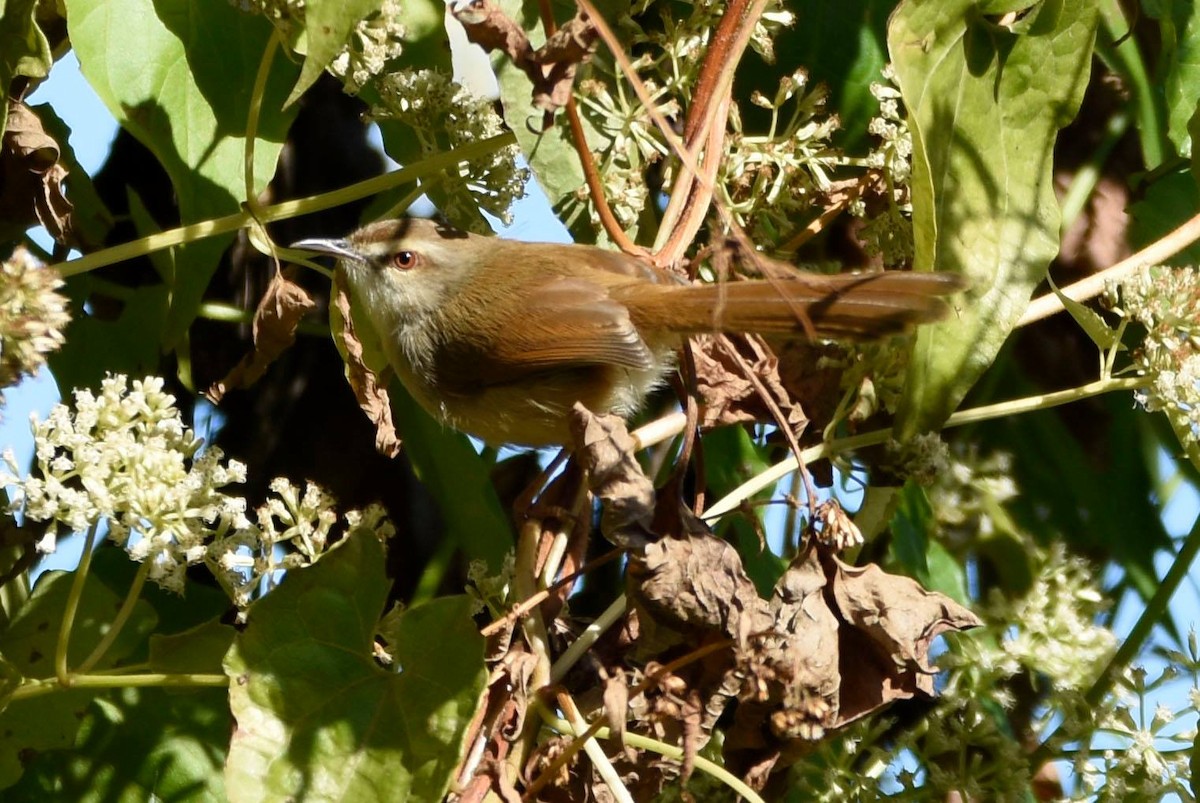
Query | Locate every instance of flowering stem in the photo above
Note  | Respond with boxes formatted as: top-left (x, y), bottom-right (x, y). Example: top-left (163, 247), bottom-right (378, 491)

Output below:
top-left (76, 557), bottom-right (152, 675)
top-left (55, 522), bottom-right (100, 686)
top-left (53, 133), bottom-right (516, 279)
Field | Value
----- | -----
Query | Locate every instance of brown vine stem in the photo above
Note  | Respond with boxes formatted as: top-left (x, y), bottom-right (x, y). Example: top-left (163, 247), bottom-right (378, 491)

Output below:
top-left (574, 0), bottom-right (703, 188)
top-left (565, 94), bottom-right (639, 252)
top-left (657, 0), bottom-right (770, 263)
top-left (537, 0), bottom-right (637, 251)
top-left (1021, 208), bottom-right (1200, 326)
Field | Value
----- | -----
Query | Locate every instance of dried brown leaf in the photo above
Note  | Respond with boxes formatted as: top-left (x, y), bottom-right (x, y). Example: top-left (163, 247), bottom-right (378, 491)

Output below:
top-left (452, 0), bottom-right (596, 114)
top-left (568, 404), bottom-right (654, 548)
top-left (332, 271), bottom-right (402, 457)
top-left (627, 532), bottom-right (765, 647)
top-left (823, 551), bottom-right (981, 723)
top-left (692, 334), bottom-right (806, 432)
top-left (452, 0), bottom-right (532, 63)
top-left (1, 101), bottom-right (73, 244)
top-left (206, 268), bottom-right (316, 402)
top-left (601, 667), bottom-right (630, 749)
top-left (726, 545), bottom-right (839, 760)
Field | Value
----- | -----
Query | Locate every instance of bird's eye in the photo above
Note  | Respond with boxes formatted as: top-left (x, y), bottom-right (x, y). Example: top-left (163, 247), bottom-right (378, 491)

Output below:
top-left (392, 250), bottom-right (419, 270)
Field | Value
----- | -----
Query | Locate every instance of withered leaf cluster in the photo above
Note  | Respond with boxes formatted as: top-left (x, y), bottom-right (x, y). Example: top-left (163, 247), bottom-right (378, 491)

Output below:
top-left (460, 406), bottom-right (980, 799)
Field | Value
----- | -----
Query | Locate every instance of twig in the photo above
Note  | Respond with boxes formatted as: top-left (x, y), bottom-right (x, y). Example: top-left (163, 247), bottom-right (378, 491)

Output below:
top-left (1020, 209), bottom-right (1200, 326)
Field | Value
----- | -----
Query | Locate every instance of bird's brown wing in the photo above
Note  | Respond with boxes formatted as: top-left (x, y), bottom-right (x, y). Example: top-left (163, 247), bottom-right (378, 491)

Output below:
top-left (432, 275), bottom-right (657, 393)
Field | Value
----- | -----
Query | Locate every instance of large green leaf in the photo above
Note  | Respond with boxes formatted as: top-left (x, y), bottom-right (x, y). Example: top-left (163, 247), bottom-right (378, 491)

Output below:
top-left (890, 0), bottom-right (1098, 435)
top-left (0, 0), bottom-right (52, 140)
top-left (65, 0), bottom-right (299, 348)
top-left (5, 685), bottom-right (230, 802)
top-left (225, 530), bottom-right (486, 803)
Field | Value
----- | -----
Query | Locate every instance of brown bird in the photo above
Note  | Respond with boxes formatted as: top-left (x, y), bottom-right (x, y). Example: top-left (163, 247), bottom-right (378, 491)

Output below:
top-left (294, 218), bottom-right (962, 446)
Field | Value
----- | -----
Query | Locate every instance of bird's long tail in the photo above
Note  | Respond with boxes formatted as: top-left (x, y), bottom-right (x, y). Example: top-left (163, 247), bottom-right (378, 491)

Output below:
top-left (622, 271), bottom-right (965, 340)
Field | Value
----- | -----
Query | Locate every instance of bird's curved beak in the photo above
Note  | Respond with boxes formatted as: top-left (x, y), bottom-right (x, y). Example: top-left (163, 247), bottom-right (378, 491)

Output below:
top-left (290, 237), bottom-right (364, 263)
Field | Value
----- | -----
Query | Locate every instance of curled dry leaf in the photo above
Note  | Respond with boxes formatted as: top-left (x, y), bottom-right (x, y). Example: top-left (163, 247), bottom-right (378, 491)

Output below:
top-left (517, 407), bottom-right (980, 795)
top-left (568, 403), bottom-right (655, 549)
top-left (452, 0), bottom-right (597, 115)
top-left (1, 101), bottom-right (73, 244)
top-left (206, 268), bottom-right (315, 402)
top-left (332, 271), bottom-right (402, 457)
top-left (825, 553), bottom-right (982, 714)
top-left (692, 334), bottom-right (807, 432)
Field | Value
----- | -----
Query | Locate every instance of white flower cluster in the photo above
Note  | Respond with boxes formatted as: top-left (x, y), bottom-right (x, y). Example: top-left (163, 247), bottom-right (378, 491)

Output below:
top-left (0, 247), bottom-right (70, 400)
top-left (2, 375), bottom-right (247, 593)
top-left (371, 69), bottom-right (529, 224)
top-left (928, 446), bottom-right (1019, 548)
top-left (328, 0), bottom-right (406, 93)
top-left (996, 543), bottom-right (1116, 690)
top-left (865, 65), bottom-right (913, 186)
top-left (236, 0), bottom-right (405, 95)
top-left (210, 477), bottom-right (394, 615)
top-left (572, 69), bottom-right (677, 231)
top-left (2, 375), bottom-right (395, 604)
top-left (1069, 665), bottom-right (1196, 800)
top-left (851, 66), bottom-right (916, 267)
top-left (722, 68), bottom-right (841, 237)
top-left (1112, 266), bottom-right (1200, 461)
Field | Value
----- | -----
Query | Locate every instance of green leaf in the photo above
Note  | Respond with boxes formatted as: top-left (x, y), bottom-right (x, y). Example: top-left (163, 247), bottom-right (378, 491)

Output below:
top-left (1046, 275), bottom-right (1119, 352)
top-left (890, 0), bottom-right (1098, 435)
top-left (889, 480), bottom-right (931, 580)
top-left (1146, 0), bottom-right (1200, 156)
top-left (0, 552), bottom-right (159, 789)
top-left (49, 278), bottom-right (170, 395)
top-left (1130, 168), bottom-right (1200, 264)
top-left (5, 686), bottom-right (230, 802)
top-left (225, 530), bottom-right (486, 803)
top-left (149, 619), bottom-right (236, 676)
top-left (286, 0), bottom-right (386, 106)
top-left (65, 0), bottom-right (299, 348)
top-left (0, 0), bottom-right (52, 139)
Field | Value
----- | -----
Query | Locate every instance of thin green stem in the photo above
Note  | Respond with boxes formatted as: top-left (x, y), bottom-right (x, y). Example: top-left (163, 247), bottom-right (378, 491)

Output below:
top-left (196, 300), bottom-right (328, 336)
top-left (55, 522), bottom-right (100, 686)
top-left (703, 375), bottom-right (1148, 521)
top-left (13, 671), bottom-right (229, 702)
top-left (1059, 110), bottom-right (1129, 233)
top-left (1030, 510), bottom-right (1200, 768)
top-left (76, 557), bottom-right (152, 674)
top-left (1096, 0), bottom-right (1166, 169)
top-left (245, 30), bottom-right (279, 207)
top-left (538, 707), bottom-right (766, 803)
top-left (53, 133), bottom-right (516, 279)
